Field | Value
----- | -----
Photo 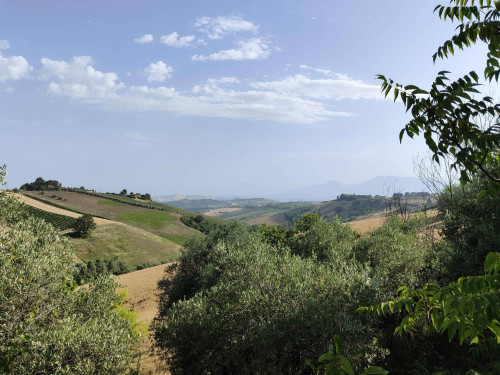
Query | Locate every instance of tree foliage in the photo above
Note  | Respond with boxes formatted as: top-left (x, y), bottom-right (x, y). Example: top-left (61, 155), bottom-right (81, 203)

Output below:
top-left (437, 174), bottom-right (500, 281)
top-left (0, 167), bottom-right (140, 374)
top-left (378, 0), bottom-right (500, 186)
top-left (73, 213), bottom-right (97, 238)
top-left (358, 252), bottom-right (500, 372)
top-left (20, 177), bottom-right (62, 191)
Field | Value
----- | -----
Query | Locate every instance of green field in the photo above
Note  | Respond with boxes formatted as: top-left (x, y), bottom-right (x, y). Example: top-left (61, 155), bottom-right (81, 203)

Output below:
top-left (118, 211), bottom-right (176, 229)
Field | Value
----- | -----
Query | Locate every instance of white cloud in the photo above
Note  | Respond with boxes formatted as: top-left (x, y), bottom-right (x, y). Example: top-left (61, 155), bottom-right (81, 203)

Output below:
top-left (251, 74), bottom-right (382, 100)
top-left (33, 57), bottom-right (382, 123)
top-left (300, 64), bottom-right (334, 76)
top-left (299, 64), bottom-right (351, 80)
top-left (0, 40), bottom-right (10, 50)
top-left (0, 51), bottom-right (32, 82)
top-left (192, 38), bottom-right (272, 61)
top-left (134, 34), bottom-right (154, 44)
top-left (39, 56), bottom-right (124, 98)
top-left (195, 16), bottom-right (258, 39)
top-left (159, 32), bottom-right (196, 48)
top-left (144, 61), bottom-right (173, 82)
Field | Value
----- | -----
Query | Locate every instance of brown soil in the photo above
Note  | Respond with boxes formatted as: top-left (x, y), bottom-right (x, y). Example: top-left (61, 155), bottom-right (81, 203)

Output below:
top-left (117, 264), bottom-right (173, 375)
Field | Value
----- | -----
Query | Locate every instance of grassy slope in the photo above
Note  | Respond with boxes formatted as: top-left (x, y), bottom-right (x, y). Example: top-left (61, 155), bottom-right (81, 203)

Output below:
top-left (71, 223), bottom-right (180, 268)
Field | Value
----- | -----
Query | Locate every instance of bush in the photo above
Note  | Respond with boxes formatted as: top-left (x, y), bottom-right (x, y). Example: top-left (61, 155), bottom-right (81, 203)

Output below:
top-left (353, 215), bottom-right (433, 296)
top-left (154, 221), bottom-right (378, 374)
top-left (437, 176), bottom-right (500, 281)
top-left (73, 213), bottom-right (97, 238)
top-left (0, 205), bottom-right (140, 373)
top-left (74, 257), bottom-right (130, 284)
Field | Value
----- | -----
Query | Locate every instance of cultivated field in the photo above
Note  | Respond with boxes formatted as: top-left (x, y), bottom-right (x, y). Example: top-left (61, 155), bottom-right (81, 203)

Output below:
top-left (21, 190), bottom-right (199, 245)
top-left (17, 194), bottom-right (113, 225)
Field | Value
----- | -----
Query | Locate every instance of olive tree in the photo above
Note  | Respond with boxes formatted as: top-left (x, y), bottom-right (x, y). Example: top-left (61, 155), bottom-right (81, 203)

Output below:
top-left (0, 166), bottom-right (140, 374)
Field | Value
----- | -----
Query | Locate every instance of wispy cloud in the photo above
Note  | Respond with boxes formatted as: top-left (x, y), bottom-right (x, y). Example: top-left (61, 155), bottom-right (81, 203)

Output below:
top-left (160, 32), bottom-right (196, 48)
top-left (194, 16), bottom-right (258, 39)
top-left (192, 38), bottom-right (272, 61)
top-left (134, 34), bottom-right (154, 44)
top-left (251, 74), bottom-right (382, 100)
top-left (36, 56), bottom-right (384, 123)
top-left (144, 61), bottom-right (173, 82)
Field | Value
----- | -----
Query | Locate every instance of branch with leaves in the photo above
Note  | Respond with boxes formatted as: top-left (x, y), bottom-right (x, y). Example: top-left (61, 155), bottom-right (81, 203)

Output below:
top-left (357, 252), bottom-right (500, 370)
top-left (379, 0), bottom-right (500, 187)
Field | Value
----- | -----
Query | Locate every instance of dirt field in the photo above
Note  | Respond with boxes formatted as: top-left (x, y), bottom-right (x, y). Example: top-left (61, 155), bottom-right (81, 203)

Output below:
top-left (16, 194), bottom-right (114, 225)
top-left (350, 210), bottom-right (440, 234)
top-left (204, 207), bottom-right (242, 216)
top-left (117, 264), bottom-right (173, 375)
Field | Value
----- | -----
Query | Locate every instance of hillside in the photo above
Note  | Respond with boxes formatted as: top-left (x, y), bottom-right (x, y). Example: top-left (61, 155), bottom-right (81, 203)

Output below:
top-left (159, 197), bottom-right (276, 212)
top-left (20, 189), bottom-right (206, 245)
top-left (231, 192), bottom-right (435, 226)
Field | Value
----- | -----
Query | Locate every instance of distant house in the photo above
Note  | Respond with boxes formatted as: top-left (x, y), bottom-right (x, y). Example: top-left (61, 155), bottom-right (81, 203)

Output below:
top-left (134, 193), bottom-right (142, 199)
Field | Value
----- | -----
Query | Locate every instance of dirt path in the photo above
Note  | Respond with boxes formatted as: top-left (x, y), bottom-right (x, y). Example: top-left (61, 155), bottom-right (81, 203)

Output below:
top-left (16, 194), bottom-right (116, 226)
top-left (117, 264), bottom-right (174, 375)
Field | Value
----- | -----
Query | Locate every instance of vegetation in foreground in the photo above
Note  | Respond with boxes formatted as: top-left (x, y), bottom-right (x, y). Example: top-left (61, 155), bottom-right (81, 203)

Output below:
top-left (0, 166), bottom-right (141, 374)
top-left (153, 1), bottom-right (500, 374)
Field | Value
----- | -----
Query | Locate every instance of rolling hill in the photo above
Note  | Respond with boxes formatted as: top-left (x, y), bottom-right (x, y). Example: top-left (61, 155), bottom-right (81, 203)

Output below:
top-left (17, 189), bottom-right (223, 270)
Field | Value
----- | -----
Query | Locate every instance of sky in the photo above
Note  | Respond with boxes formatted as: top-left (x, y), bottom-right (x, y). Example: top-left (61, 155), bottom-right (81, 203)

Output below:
top-left (0, 0), bottom-right (490, 197)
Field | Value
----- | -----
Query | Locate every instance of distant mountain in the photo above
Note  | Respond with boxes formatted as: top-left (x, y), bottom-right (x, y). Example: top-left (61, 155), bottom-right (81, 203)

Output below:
top-left (268, 176), bottom-right (427, 202)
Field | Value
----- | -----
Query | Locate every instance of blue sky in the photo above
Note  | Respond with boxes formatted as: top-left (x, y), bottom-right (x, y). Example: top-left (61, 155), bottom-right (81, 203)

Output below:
top-left (0, 0), bottom-right (489, 196)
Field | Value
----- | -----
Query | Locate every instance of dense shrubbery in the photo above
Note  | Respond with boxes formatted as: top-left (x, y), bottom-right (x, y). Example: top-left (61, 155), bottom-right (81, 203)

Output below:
top-left (437, 175), bottom-right (500, 282)
top-left (154, 223), bottom-right (376, 374)
top-left (20, 177), bottom-right (62, 191)
top-left (153, 214), bottom-right (441, 374)
top-left (74, 257), bottom-right (130, 284)
top-left (180, 214), bottom-right (222, 234)
top-left (0, 166), bottom-right (140, 374)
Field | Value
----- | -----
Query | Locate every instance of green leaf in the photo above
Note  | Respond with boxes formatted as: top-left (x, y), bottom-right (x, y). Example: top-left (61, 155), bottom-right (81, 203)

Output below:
top-left (339, 355), bottom-right (354, 375)
top-left (318, 352), bottom-right (335, 363)
top-left (333, 335), bottom-right (342, 354)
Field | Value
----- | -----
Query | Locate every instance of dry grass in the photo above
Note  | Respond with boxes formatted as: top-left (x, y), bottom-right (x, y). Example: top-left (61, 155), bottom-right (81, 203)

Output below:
top-left (117, 264), bottom-right (173, 375)
top-left (204, 207), bottom-right (242, 217)
top-left (349, 210), bottom-right (440, 234)
top-left (71, 223), bottom-right (180, 268)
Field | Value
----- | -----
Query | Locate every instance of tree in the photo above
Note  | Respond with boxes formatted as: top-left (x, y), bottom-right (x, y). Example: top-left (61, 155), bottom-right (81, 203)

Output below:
top-left (0, 166), bottom-right (141, 373)
top-left (358, 252), bottom-right (500, 372)
top-left (120, 189), bottom-right (127, 196)
top-left (142, 193), bottom-right (152, 200)
top-left (378, 0), bottom-right (500, 187)
top-left (73, 213), bottom-right (96, 238)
